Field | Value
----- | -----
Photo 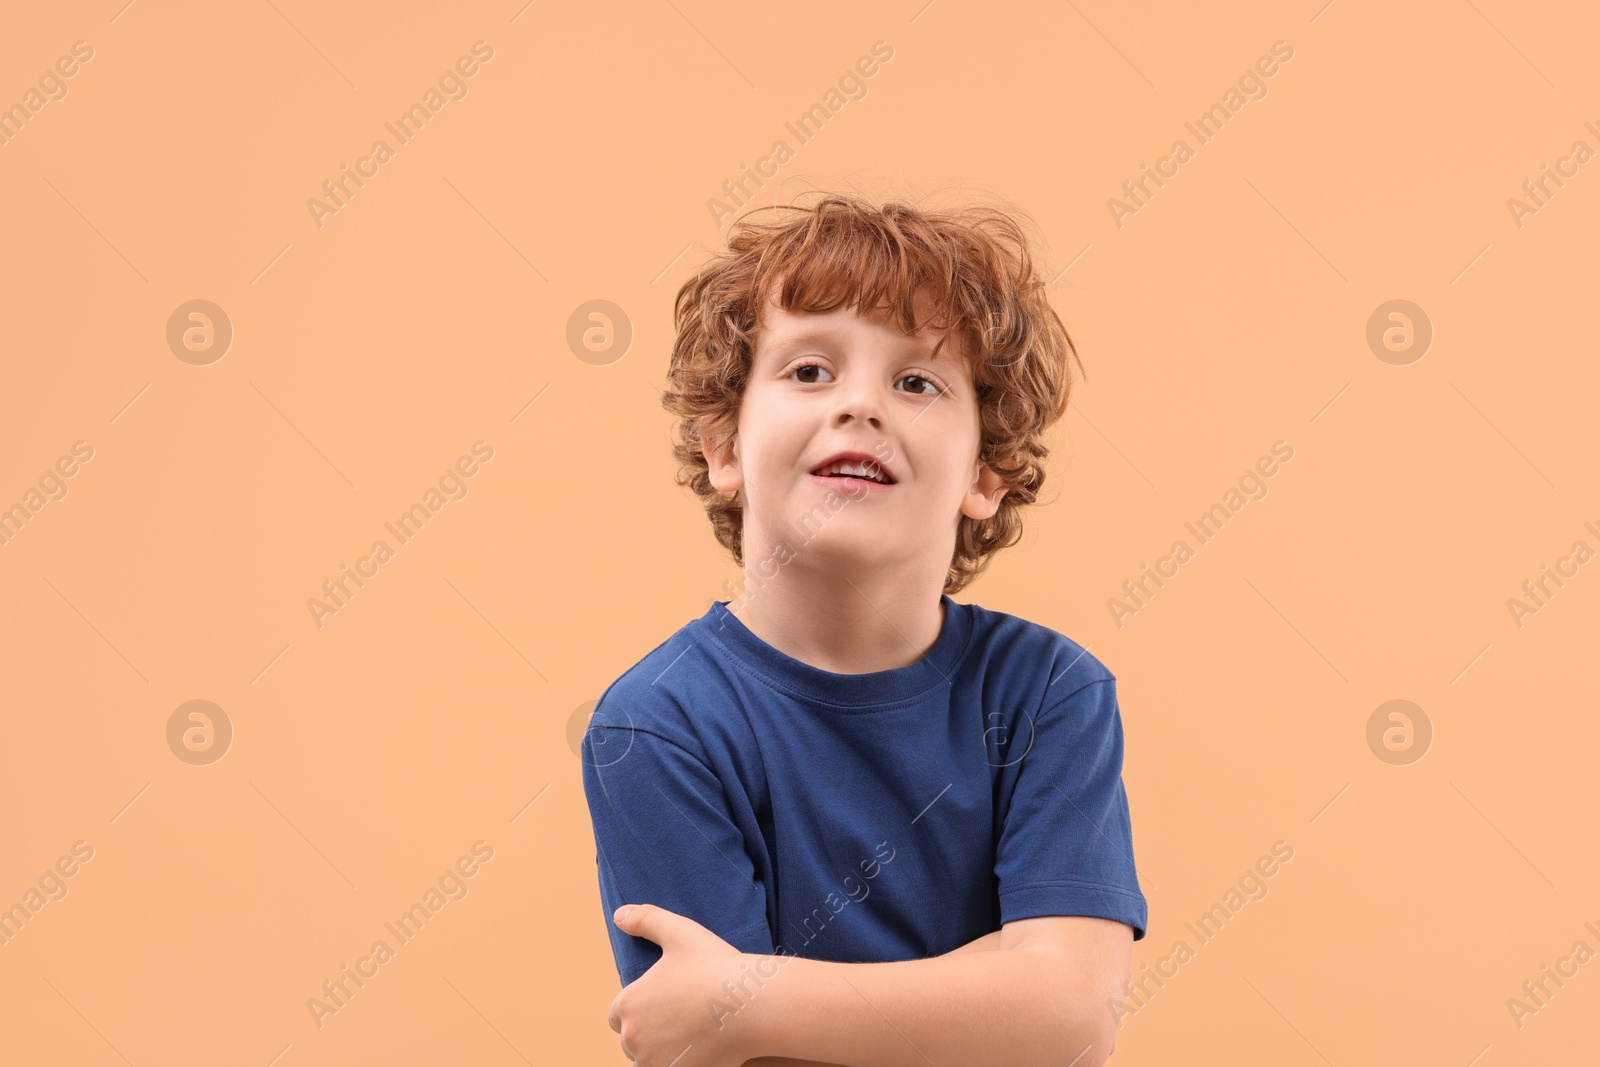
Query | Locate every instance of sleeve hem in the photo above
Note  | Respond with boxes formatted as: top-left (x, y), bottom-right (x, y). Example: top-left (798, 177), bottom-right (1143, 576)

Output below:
top-left (724, 916), bottom-right (775, 952)
top-left (999, 880), bottom-right (1149, 941)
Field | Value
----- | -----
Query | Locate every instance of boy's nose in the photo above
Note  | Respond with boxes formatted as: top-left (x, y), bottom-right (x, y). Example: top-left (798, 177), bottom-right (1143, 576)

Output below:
top-left (829, 385), bottom-right (886, 428)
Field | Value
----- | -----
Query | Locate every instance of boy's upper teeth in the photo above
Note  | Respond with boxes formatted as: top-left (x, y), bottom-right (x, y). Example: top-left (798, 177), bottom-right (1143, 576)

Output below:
top-left (817, 459), bottom-right (888, 482)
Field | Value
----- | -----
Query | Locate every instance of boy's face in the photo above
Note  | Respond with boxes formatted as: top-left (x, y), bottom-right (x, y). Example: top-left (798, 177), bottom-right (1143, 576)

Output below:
top-left (704, 284), bottom-right (1010, 576)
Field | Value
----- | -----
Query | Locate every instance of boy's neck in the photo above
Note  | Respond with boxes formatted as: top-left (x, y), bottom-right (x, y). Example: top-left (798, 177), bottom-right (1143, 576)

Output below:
top-left (725, 568), bottom-right (947, 676)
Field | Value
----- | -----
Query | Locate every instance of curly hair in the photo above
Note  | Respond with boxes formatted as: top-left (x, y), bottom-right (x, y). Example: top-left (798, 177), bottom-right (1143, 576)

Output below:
top-left (661, 191), bottom-right (1083, 595)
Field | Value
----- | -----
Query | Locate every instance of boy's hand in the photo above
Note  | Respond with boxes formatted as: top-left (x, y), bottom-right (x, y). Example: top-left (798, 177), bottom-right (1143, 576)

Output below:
top-left (608, 903), bottom-right (762, 1066)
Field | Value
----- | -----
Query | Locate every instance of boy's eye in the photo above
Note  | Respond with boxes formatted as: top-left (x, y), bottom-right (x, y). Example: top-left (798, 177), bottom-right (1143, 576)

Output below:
top-left (791, 362), bottom-right (832, 384)
top-left (788, 362), bottom-right (945, 396)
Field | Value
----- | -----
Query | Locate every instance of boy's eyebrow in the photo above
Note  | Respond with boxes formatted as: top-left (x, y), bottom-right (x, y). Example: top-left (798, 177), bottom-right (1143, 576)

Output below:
top-left (763, 328), bottom-right (839, 357)
top-left (764, 327), bottom-right (954, 362)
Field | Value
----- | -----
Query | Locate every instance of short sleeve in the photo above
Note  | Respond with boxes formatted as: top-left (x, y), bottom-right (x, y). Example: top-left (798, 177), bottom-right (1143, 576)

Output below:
top-left (994, 677), bottom-right (1149, 940)
top-left (581, 722), bottom-right (774, 985)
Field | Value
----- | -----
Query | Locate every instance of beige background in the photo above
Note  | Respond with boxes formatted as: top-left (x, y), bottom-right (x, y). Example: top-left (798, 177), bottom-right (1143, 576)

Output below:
top-left (2, 0), bottom-right (1597, 1063)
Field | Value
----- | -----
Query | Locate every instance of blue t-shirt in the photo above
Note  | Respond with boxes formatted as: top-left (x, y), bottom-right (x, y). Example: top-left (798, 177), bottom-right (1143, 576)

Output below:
top-left (580, 594), bottom-right (1149, 987)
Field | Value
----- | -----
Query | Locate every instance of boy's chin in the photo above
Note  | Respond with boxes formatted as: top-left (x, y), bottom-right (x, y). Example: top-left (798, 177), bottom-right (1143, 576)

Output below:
top-left (774, 533), bottom-right (895, 570)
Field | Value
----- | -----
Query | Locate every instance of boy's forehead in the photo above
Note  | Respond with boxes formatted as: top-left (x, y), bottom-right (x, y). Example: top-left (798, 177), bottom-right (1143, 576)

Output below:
top-left (754, 293), bottom-right (965, 364)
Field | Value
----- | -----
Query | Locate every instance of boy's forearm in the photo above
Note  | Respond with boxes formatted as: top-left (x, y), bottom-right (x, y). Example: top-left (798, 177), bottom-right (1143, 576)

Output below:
top-left (736, 931), bottom-right (1011, 1066)
top-left (735, 943), bottom-right (1104, 1067)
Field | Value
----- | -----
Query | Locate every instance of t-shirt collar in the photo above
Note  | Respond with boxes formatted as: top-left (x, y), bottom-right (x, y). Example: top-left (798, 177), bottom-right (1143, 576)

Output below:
top-left (702, 594), bottom-right (973, 708)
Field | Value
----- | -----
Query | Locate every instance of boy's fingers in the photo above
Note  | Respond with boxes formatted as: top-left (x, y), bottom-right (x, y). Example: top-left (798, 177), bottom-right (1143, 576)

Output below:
top-left (618, 902), bottom-right (704, 947)
top-left (616, 902), bottom-right (656, 937)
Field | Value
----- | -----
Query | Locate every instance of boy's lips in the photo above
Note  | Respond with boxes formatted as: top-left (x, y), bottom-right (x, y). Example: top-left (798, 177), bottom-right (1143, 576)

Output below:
top-left (808, 472), bottom-right (896, 492)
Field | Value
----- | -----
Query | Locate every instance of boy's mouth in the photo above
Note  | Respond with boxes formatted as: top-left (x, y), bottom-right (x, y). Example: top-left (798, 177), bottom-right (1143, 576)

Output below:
top-left (808, 454), bottom-right (896, 485)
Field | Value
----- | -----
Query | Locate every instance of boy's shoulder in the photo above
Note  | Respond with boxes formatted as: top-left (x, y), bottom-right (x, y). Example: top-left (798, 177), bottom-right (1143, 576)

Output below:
top-left (587, 603), bottom-right (724, 748)
top-left (962, 599), bottom-right (1116, 699)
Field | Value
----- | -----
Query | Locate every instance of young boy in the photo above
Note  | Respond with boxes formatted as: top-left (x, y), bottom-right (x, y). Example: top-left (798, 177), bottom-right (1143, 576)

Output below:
top-left (581, 194), bottom-right (1148, 1067)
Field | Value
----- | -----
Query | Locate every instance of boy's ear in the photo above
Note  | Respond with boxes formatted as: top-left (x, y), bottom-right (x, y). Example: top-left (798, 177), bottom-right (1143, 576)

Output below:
top-left (704, 426), bottom-right (743, 493)
top-left (961, 455), bottom-right (1013, 521)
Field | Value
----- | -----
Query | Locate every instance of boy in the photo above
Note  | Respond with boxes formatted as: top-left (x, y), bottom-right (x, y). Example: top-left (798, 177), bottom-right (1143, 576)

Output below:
top-left (581, 193), bottom-right (1148, 1067)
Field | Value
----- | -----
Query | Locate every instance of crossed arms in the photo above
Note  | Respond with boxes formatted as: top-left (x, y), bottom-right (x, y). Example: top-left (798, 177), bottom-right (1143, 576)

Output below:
top-left (610, 908), bottom-right (1132, 1067)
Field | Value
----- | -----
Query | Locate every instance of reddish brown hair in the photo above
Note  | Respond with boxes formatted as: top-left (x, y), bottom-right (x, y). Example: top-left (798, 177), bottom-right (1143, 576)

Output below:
top-left (662, 192), bottom-right (1083, 594)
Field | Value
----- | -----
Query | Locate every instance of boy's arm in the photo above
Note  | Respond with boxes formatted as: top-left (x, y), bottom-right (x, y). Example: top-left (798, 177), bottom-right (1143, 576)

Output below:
top-left (736, 921), bottom-right (1113, 1067)
top-left (581, 720), bottom-right (776, 986)
top-left (737, 934), bottom-right (1007, 1067)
